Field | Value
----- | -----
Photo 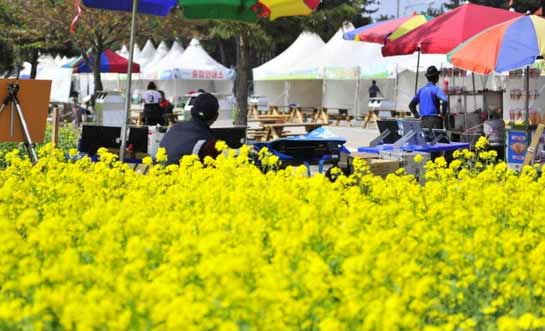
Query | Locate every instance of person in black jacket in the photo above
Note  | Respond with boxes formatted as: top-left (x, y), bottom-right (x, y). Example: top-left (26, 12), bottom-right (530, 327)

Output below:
top-left (160, 93), bottom-right (220, 165)
top-left (143, 82), bottom-right (166, 126)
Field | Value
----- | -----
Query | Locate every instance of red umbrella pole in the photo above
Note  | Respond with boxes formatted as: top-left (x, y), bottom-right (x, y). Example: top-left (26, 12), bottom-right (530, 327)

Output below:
top-left (414, 48), bottom-right (421, 96)
top-left (525, 65), bottom-right (530, 126)
top-left (119, 0), bottom-right (139, 162)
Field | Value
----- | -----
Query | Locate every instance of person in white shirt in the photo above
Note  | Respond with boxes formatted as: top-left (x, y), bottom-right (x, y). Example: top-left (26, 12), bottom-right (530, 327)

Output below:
top-left (142, 82), bottom-right (165, 125)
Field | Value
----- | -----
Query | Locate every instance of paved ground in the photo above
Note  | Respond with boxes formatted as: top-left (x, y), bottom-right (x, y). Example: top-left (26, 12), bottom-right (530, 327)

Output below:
top-left (328, 125), bottom-right (380, 151)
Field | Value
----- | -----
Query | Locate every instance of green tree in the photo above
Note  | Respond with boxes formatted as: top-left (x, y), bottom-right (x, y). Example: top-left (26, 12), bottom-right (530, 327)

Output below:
top-left (443, 0), bottom-right (542, 13)
top-left (2, 0), bottom-right (78, 78)
top-left (13, 0), bottom-right (189, 90)
top-left (0, 1), bottom-right (16, 74)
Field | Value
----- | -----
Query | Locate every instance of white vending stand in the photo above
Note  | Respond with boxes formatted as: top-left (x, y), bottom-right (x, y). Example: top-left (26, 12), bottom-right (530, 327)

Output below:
top-left (147, 126), bottom-right (167, 159)
top-left (94, 91), bottom-right (126, 127)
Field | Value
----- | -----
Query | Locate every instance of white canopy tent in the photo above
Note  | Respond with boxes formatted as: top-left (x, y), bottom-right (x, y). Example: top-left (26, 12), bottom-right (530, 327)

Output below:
top-left (287, 23), bottom-right (398, 116)
top-left (253, 32), bottom-right (325, 81)
top-left (131, 39), bottom-right (235, 114)
top-left (143, 40), bottom-right (185, 80)
top-left (253, 32), bottom-right (325, 108)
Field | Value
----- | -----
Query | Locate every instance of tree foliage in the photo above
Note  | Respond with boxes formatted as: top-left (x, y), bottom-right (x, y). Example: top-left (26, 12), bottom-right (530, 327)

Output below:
top-left (443, 0), bottom-right (543, 13)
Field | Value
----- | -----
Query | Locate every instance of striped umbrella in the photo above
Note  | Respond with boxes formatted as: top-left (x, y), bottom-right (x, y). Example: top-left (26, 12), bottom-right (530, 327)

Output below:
top-left (448, 15), bottom-right (545, 74)
top-left (81, 0), bottom-right (176, 15)
top-left (343, 14), bottom-right (430, 44)
top-left (82, 0), bottom-right (320, 21)
top-left (64, 49), bottom-right (140, 73)
top-left (180, 0), bottom-right (320, 21)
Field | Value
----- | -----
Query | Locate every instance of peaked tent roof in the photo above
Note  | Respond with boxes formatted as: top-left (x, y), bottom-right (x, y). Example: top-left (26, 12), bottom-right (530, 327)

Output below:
top-left (289, 23), bottom-right (394, 80)
top-left (170, 39), bottom-right (234, 80)
top-left (169, 40), bottom-right (185, 54)
top-left (253, 31), bottom-right (325, 80)
top-left (142, 41), bottom-right (170, 76)
top-left (117, 44), bottom-right (129, 59)
top-left (133, 43), bottom-right (142, 60)
top-left (136, 40), bottom-right (156, 66)
top-left (382, 3), bottom-right (522, 56)
top-left (146, 41), bottom-right (186, 80)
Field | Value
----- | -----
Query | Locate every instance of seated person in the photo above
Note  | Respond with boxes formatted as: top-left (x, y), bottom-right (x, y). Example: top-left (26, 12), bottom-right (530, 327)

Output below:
top-left (158, 90), bottom-right (175, 124)
top-left (160, 93), bottom-right (220, 165)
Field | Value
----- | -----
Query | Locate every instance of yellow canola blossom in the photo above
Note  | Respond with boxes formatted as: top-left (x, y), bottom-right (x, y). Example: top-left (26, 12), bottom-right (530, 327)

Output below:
top-left (0, 145), bottom-right (543, 331)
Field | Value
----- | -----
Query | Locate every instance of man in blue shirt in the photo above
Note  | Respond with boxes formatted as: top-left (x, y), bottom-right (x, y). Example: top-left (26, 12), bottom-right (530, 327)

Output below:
top-left (409, 66), bottom-right (449, 129)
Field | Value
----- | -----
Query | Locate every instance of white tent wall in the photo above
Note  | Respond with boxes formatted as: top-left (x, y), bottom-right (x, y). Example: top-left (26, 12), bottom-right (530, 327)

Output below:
top-left (211, 80), bottom-right (234, 95)
top-left (353, 78), bottom-right (397, 116)
top-left (77, 74), bottom-right (95, 99)
top-left (286, 80), bottom-right (323, 108)
top-left (322, 80), bottom-right (357, 112)
top-left (395, 71), bottom-right (428, 112)
top-left (254, 81), bottom-right (286, 107)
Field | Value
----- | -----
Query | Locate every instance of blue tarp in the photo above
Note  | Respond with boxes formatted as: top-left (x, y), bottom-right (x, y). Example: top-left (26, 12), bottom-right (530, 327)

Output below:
top-left (82, 0), bottom-right (177, 16)
top-left (358, 142), bottom-right (471, 154)
top-left (254, 128), bottom-right (348, 164)
top-left (284, 127), bottom-right (347, 144)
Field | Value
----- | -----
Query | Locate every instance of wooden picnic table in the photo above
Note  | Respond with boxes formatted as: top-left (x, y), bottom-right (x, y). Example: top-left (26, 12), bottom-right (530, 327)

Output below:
top-left (248, 115), bottom-right (290, 125)
top-left (287, 107), bottom-right (329, 124)
top-left (261, 122), bottom-right (326, 141)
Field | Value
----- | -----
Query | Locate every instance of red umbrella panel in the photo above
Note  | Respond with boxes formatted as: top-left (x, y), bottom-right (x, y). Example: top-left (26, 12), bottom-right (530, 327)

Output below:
top-left (382, 3), bottom-right (521, 56)
top-left (343, 14), bottom-right (430, 44)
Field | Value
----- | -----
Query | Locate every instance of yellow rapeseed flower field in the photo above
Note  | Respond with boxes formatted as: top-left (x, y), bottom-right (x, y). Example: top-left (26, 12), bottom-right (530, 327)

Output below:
top-left (0, 141), bottom-right (544, 331)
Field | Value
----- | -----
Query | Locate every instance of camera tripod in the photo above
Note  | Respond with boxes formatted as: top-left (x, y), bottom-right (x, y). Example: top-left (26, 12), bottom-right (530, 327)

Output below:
top-left (0, 66), bottom-right (38, 163)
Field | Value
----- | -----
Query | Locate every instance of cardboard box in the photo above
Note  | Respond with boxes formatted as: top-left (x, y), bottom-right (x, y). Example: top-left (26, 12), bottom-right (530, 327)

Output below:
top-left (367, 159), bottom-right (400, 177)
top-left (344, 152), bottom-right (380, 174)
top-left (379, 150), bottom-right (430, 182)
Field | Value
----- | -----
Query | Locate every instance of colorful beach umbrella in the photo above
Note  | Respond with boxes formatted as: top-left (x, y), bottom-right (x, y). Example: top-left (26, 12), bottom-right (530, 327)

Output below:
top-left (181, 0), bottom-right (320, 21)
top-left (82, 0), bottom-right (320, 21)
top-left (382, 3), bottom-right (521, 56)
top-left (63, 49), bottom-right (140, 73)
top-left (81, 0), bottom-right (177, 16)
top-left (343, 14), bottom-right (430, 44)
top-left (448, 15), bottom-right (545, 74)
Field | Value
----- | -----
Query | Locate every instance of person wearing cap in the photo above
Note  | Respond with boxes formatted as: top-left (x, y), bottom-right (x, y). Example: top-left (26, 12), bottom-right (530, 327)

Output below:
top-left (409, 66), bottom-right (449, 129)
top-left (160, 93), bottom-right (220, 165)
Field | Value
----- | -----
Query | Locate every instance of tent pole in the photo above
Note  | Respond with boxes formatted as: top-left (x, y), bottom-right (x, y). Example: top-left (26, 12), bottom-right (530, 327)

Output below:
top-left (284, 80), bottom-right (289, 108)
top-left (394, 64), bottom-right (399, 112)
top-left (525, 65), bottom-right (530, 126)
top-left (322, 79), bottom-right (327, 110)
top-left (414, 48), bottom-right (421, 96)
top-left (353, 68), bottom-right (361, 119)
top-left (119, 0), bottom-right (138, 162)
